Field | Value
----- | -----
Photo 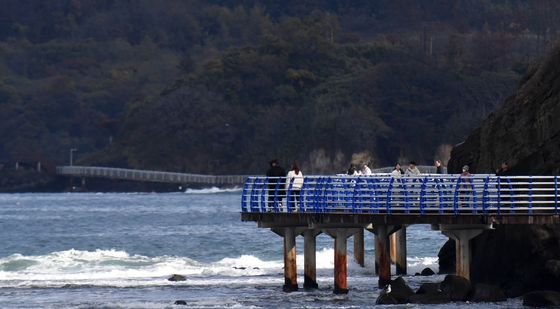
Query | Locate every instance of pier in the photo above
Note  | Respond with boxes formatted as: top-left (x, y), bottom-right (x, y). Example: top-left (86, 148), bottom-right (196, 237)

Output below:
top-left (56, 166), bottom-right (248, 186)
top-left (240, 174), bottom-right (560, 292)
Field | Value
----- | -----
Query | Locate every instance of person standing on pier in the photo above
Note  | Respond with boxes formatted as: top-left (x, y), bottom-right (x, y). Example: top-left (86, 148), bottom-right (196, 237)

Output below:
top-left (496, 162), bottom-right (509, 176)
top-left (361, 162), bottom-right (372, 176)
top-left (267, 159), bottom-right (286, 211)
top-left (435, 160), bottom-right (444, 174)
top-left (405, 161), bottom-right (421, 176)
top-left (286, 161), bottom-right (303, 211)
top-left (391, 163), bottom-right (403, 177)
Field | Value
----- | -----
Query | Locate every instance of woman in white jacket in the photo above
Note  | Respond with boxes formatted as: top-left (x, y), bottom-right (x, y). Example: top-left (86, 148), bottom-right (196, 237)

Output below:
top-left (286, 161), bottom-right (304, 210)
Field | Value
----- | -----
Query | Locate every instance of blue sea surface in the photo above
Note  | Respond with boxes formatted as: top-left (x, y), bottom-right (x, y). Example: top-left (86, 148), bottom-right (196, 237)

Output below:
top-left (0, 191), bottom-right (523, 308)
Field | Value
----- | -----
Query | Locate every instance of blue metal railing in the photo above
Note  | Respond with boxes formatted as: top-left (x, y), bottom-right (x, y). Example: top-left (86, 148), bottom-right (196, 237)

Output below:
top-left (241, 175), bottom-right (560, 215)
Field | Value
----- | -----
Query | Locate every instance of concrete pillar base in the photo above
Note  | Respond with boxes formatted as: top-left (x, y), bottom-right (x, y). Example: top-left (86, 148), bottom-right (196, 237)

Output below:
top-left (325, 228), bottom-right (360, 294)
top-left (367, 225), bottom-right (399, 288)
top-left (353, 229), bottom-right (365, 267)
top-left (303, 229), bottom-right (322, 289)
top-left (441, 224), bottom-right (491, 280)
top-left (272, 227), bottom-right (307, 293)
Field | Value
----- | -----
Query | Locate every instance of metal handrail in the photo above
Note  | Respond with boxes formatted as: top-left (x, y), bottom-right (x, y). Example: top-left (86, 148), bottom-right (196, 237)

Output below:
top-left (240, 175), bottom-right (560, 215)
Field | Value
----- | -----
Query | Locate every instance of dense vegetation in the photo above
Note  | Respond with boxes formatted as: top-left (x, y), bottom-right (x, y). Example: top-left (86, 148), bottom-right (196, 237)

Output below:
top-left (1, 0), bottom-right (559, 174)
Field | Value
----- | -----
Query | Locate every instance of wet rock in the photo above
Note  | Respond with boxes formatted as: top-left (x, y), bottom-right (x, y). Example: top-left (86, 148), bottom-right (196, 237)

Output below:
top-left (416, 282), bottom-right (441, 294)
top-left (174, 300), bottom-right (187, 305)
top-left (437, 239), bottom-right (455, 274)
top-left (469, 283), bottom-right (507, 302)
top-left (523, 290), bottom-right (560, 307)
top-left (375, 276), bottom-right (414, 304)
top-left (409, 291), bottom-right (449, 304)
top-left (233, 266), bottom-right (246, 270)
top-left (545, 260), bottom-right (560, 277)
top-left (168, 274), bottom-right (186, 281)
top-left (440, 275), bottom-right (471, 301)
top-left (420, 267), bottom-right (436, 276)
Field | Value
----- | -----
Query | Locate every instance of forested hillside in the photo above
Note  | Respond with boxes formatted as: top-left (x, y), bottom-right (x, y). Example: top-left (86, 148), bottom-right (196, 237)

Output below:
top-left (1, 0), bottom-right (559, 174)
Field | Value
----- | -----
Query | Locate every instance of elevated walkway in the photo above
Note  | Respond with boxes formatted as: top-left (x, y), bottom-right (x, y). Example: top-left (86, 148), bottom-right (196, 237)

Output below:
top-left (240, 174), bottom-right (560, 292)
top-left (56, 166), bottom-right (247, 186)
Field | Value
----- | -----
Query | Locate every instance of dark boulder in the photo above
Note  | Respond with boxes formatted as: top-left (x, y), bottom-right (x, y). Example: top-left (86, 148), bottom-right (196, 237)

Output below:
top-left (416, 282), bottom-right (441, 294)
top-left (420, 267), bottom-right (436, 276)
top-left (523, 291), bottom-right (560, 307)
top-left (408, 291), bottom-right (449, 304)
top-left (437, 239), bottom-right (455, 274)
top-left (375, 276), bottom-right (414, 304)
top-left (469, 283), bottom-right (507, 302)
top-left (168, 274), bottom-right (186, 281)
top-left (174, 300), bottom-right (187, 305)
top-left (440, 275), bottom-right (471, 301)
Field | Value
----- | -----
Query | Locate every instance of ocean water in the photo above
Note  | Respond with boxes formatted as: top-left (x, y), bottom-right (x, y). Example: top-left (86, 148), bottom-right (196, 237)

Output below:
top-left (0, 190), bottom-right (523, 308)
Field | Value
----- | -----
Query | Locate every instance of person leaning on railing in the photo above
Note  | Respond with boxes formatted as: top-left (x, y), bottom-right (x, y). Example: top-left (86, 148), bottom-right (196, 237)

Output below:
top-left (266, 159), bottom-right (286, 211)
top-left (285, 161), bottom-right (303, 210)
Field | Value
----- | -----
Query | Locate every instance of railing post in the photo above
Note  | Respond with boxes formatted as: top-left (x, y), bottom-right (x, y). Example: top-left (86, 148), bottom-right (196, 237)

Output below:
top-left (497, 176), bottom-right (501, 215)
top-left (435, 178), bottom-right (444, 214)
top-left (453, 176), bottom-right (462, 215)
top-left (241, 178), bottom-right (251, 212)
top-left (299, 178), bottom-right (309, 212)
top-left (286, 178), bottom-right (294, 213)
top-left (555, 176), bottom-right (558, 215)
top-left (386, 177), bottom-right (394, 215)
top-left (482, 176), bottom-right (489, 215)
top-left (260, 176), bottom-right (268, 212)
top-left (529, 176), bottom-right (533, 214)
top-left (419, 177), bottom-right (428, 215)
top-left (507, 177), bottom-right (514, 213)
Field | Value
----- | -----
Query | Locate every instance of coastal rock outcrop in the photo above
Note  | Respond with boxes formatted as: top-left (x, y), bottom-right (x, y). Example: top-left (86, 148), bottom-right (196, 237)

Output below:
top-left (448, 45), bottom-right (560, 175)
top-left (443, 44), bottom-right (560, 297)
top-left (523, 291), bottom-right (560, 307)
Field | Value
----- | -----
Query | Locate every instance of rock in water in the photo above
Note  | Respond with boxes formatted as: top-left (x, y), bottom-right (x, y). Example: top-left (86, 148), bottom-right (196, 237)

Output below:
top-left (437, 239), bottom-right (455, 274)
top-left (168, 274), bottom-right (186, 281)
top-left (416, 283), bottom-right (441, 295)
top-left (440, 275), bottom-right (471, 301)
top-left (469, 283), bottom-right (507, 302)
top-left (523, 291), bottom-right (560, 307)
top-left (375, 276), bottom-right (414, 304)
top-left (174, 300), bottom-right (187, 305)
top-left (420, 267), bottom-right (435, 276)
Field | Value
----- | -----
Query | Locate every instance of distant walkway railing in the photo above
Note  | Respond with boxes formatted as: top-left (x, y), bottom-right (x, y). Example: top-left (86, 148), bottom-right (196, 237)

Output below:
top-left (241, 175), bottom-right (559, 215)
top-left (56, 166), bottom-right (247, 185)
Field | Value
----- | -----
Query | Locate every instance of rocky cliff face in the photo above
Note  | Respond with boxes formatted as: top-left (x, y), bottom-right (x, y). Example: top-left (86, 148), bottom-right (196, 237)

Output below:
top-left (448, 45), bottom-right (560, 174)
top-left (442, 45), bottom-right (560, 297)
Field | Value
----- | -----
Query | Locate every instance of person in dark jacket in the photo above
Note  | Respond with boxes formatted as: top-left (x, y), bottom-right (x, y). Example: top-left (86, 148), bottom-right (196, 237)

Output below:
top-left (266, 159), bottom-right (286, 211)
top-left (435, 159), bottom-right (444, 174)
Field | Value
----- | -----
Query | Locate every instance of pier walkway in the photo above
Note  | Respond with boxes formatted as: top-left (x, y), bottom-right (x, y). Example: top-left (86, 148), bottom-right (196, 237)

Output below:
top-left (56, 166), bottom-right (247, 186)
top-left (240, 174), bottom-right (560, 293)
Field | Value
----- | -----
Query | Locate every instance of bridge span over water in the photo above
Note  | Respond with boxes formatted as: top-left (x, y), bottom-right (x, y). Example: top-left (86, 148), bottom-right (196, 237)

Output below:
top-left (56, 165), bottom-right (248, 186)
top-left (241, 174), bottom-right (560, 293)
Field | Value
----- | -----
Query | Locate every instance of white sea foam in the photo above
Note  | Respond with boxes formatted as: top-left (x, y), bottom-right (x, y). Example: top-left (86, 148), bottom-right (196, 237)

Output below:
top-left (0, 248), bottom-right (440, 288)
top-left (184, 187), bottom-right (242, 194)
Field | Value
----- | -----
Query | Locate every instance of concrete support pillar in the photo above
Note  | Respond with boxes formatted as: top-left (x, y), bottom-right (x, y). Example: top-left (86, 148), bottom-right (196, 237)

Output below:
top-left (353, 229), bottom-right (365, 267)
top-left (394, 226), bottom-right (407, 275)
top-left (303, 229), bottom-right (321, 289)
top-left (367, 225), bottom-right (399, 287)
top-left (374, 225), bottom-right (391, 287)
top-left (441, 225), bottom-right (489, 280)
top-left (325, 228), bottom-right (359, 294)
top-left (334, 230), bottom-right (348, 294)
top-left (282, 227), bottom-right (298, 292)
